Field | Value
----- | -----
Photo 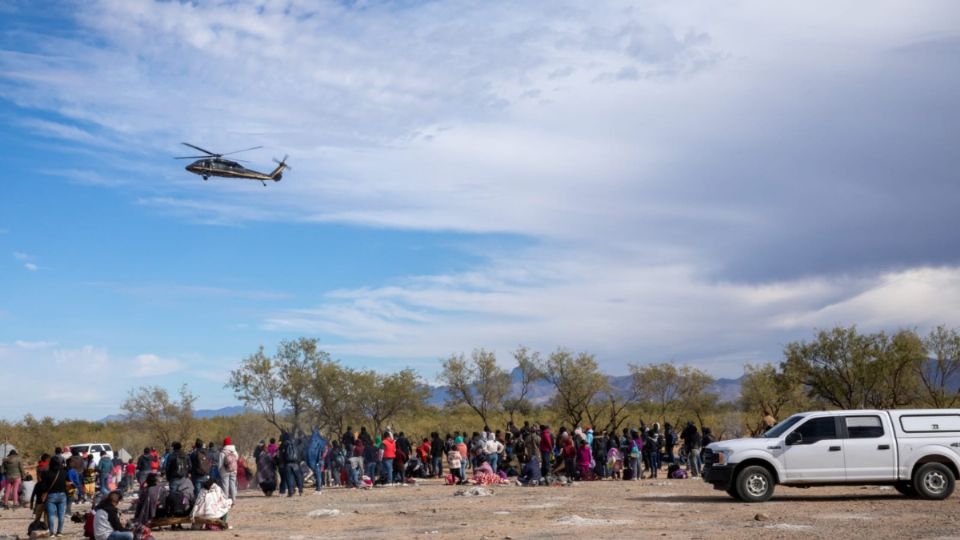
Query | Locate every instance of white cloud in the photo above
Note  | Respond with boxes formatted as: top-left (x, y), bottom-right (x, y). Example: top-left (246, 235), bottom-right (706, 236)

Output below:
top-left (2, 1), bottom-right (959, 390)
top-left (133, 354), bottom-right (184, 377)
top-left (0, 340), bottom-right (232, 420)
top-left (265, 252), bottom-right (960, 377)
top-left (12, 252), bottom-right (40, 271)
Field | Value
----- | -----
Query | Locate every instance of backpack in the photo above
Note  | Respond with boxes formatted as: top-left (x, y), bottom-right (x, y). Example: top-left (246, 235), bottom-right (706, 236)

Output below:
top-left (223, 452), bottom-right (238, 473)
top-left (193, 450), bottom-right (212, 476)
top-left (172, 453), bottom-right (190, 478)
top-left (283, 441), bottom-right (300, 463)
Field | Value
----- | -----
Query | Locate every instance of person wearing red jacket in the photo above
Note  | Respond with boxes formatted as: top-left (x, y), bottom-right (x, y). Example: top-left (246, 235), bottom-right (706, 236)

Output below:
top-left (539, 425), bottom-right (553, 477)
top-left (380, 433), bottom-right (396, 485)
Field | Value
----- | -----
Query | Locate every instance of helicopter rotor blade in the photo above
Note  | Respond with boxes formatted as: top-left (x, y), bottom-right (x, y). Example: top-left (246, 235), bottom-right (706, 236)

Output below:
top-left (174, 155), bottom-right (210, 159)
top-left (273, 155), bottom-right (292, 170)
top-left (221, 145), bottom-right (263, 156)
top-left (181, 142), bottom-right (219, 156)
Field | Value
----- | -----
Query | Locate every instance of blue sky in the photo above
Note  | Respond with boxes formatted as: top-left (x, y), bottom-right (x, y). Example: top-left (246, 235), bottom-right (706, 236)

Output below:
top-left (2, 0), bottom-right (960, 420)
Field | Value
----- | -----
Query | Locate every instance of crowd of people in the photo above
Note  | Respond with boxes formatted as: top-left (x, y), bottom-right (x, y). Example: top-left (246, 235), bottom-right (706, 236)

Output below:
top-left (0, 418), bottom-right (719, 537)
top-left (0, 439), bottom-right (242, 538)
top-left (245, 419), bottom-right (715, 493)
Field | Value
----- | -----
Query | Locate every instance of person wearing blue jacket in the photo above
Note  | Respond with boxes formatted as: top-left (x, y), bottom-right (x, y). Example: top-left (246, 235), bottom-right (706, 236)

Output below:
top-left (306, 428), bottom-right (327, 492)
top-left (97, 452), bottom-right (114, 495)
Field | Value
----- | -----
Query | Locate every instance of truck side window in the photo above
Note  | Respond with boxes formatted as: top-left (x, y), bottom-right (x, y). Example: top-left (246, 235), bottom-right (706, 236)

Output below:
top-left (845, 416), bottom-right (884, 438)
top-left (795, 417), bottom-right (837, 444)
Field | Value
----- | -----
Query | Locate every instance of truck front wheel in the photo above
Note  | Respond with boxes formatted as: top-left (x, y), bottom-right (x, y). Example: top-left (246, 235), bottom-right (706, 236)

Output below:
top-left (913, 463), bottom-right (955, 500)
top-left (735, 465), bottom-right (775, 502)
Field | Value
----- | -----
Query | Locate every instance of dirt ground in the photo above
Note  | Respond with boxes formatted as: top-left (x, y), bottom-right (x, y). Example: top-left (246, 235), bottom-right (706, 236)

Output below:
top-left (2, 477), bottom-right (958, 540)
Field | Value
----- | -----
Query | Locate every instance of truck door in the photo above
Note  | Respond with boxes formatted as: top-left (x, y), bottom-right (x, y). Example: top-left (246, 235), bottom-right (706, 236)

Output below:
top-left (841, 415), bottom-right (896, 481)
top-left (783, 416), bottom-right (845, 481)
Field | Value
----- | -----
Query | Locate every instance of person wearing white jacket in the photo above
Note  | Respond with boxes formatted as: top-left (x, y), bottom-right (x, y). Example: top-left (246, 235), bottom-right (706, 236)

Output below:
top-left (192, 478), bottom-right (233, 525)
top-left (217, 438), bottom-right (240, 502)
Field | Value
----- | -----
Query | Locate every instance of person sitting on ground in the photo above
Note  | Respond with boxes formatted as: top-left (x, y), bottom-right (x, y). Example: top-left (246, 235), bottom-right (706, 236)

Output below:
top-left (164, 474), bottom-right (195, 518)
top-left (517, 454), bottom-right (542, 486)
top-left (94, 490), bottom-right (132, 540)
top-left (134, 473), bottom-right (166, 525)
top-left (191, 478), bottom-right (232, 526)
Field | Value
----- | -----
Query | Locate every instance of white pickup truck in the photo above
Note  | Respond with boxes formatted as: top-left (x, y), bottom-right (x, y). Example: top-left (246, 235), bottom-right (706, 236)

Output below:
top-left (702, 409), bottom-right (960, 502)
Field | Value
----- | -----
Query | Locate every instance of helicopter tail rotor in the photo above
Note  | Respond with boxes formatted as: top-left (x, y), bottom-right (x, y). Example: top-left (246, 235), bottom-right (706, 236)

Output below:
top-left (269, 155), bottom-right (290, 181)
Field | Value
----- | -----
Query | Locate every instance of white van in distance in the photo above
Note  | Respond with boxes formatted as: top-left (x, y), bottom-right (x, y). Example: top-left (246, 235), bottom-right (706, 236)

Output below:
top-left (68, 443), bottom-right (115, 467)
top-left (702, 409), bottom-right (960, 502)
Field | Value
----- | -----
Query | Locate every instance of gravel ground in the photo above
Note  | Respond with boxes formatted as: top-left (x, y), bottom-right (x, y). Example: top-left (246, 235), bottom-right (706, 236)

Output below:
top-left (2, 476), bottom-right (958, 539)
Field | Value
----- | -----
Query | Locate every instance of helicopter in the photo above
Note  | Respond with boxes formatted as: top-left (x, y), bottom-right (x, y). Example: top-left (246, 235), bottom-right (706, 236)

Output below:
top-left (175, 142), bottom-right (290, 186)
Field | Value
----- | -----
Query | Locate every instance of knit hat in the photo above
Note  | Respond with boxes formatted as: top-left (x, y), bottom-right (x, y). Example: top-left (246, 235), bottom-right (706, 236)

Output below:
top-left (223, 437), bottom-right (232, 446)
top-left (455, 436), bottom-right (463, 444)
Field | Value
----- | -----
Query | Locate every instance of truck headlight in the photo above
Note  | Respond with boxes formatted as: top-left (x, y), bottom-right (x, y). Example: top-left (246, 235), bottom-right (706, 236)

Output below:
top-left (714, 448), bottom-right (734, 465)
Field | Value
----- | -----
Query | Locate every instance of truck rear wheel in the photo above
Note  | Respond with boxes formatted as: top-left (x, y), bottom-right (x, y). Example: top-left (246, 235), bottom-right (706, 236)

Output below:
top-left (735, 465), bottom-right (775, 502)
top-left (913, 463), bottom-right (955, 500)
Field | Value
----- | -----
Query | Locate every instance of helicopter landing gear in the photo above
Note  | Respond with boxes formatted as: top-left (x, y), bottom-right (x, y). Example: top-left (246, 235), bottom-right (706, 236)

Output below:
top-left (261, 180), bottom-right (267, 187)
top-left (203, 176), bottom-right (208, 181)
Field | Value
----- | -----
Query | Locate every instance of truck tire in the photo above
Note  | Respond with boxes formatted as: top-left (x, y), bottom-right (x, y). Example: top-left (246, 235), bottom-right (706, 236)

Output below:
top-left (913, 463), bottom-right (955, 500)
top-left (735, 465), bottom-right (775, 502)
top-left (725, 485), bottom-right (742, 500)
top-left (894, 481), bottom-right (916, 497)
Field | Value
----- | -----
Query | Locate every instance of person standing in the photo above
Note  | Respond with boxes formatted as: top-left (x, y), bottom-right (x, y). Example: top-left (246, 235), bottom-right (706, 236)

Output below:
top-left (341, 427), bottom-right (355, 460)
top-left (2, 449), bottom-right (25, 509)
top-left (134, 448), bottom-right (152, 487)
top-left (305, 428), bottom-right (326, 492)
top-left (539, 425), bottom-right (553, 478)
top-left (681, 422), bottom-right (702, 477)
top-left (430, 432), bottom-right (444, 478)
top-left (96, 451), bottom-right (114, 494)
top-left (164, 442), bottom-right (190, 494)
top-left (380, 432), bottom-right (396, 485)
top-left (279, 433), bottom-right (303, 497)
top-left (40, 457), bottom-right (69, 537)
top-left (663, 423), bottom-right (677, 464)
top-left (218, 437), bottom-right (240, 501)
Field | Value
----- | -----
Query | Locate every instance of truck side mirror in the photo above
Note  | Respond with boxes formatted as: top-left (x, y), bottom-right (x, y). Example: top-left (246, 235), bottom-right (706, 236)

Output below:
top-left (786, 431), bottom-right (802, 445)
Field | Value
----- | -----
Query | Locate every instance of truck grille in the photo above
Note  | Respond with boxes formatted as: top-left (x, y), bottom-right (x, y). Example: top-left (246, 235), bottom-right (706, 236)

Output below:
top-left (702, 448), bottom-right (716, 469)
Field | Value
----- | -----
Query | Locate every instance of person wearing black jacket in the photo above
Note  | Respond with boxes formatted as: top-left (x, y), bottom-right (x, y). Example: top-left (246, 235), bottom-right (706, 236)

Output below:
top-left (135, 448), bottom-right (154, 486)
top-left (164, 442), bottom-right (190, 493)
top-left (341, 427), bottom-right (355, 459)
top-left (430, 432), bottom-right (445, 478)
top-left (279, 433), bottom-right (303, 497)
top-left (38, 457), bottom-right (69, 537)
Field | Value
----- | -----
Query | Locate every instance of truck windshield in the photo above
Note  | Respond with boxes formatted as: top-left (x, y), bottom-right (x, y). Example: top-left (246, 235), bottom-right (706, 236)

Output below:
top-left (763, 415), bottom-right (805, 438)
